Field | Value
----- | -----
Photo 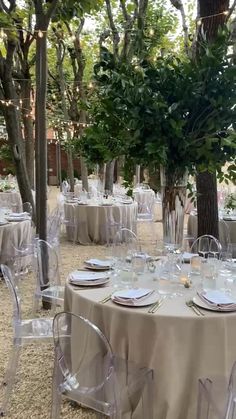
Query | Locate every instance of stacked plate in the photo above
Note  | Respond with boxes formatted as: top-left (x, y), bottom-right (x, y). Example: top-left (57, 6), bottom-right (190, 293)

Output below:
top-left (111, 288), bottom-right (158, 307)
top-left (69, 270), bottom-right (110, 286)
top-left (5, 212), bottom-right (30, 222)
top-left (84, 259), bottom-right (113, 271)
top-left (193, 290), bottom-right (236, 312)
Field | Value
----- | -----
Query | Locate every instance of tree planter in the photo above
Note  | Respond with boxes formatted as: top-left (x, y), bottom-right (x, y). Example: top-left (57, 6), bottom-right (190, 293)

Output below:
top-left (160, 166), bottom-right (188, 250)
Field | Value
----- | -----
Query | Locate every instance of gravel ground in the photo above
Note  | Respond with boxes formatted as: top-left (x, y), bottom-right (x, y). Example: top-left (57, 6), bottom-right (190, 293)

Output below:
top-left (0, 187), bottom-right (163, 418)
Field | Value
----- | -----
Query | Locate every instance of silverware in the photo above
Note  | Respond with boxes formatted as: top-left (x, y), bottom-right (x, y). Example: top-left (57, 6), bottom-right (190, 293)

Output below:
top-left (186, 300), bottom-right (204, 316)
top-left (148, 298), bottom-right (165, 313)
top-left (99, 294), bottom-right (112, 304)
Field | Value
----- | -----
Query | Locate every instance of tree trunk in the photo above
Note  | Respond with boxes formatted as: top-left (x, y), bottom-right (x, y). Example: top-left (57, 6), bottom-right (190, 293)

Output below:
top-left (116, 156), bottom-right (125, 183)
top-left (1, 56), bottom-right (35, 221)
top-left (67, 147), bottom-right (74, 192)
top-left (35, 27), bottom-right (48, 241)
top-left (196, 171), bottom-right (219, 238)
top-left (104, 160), bottom-right (115, 194)
top-left (21, 79), bottom-right (35, 189)
top-left (196, 0), bottom-right (229, 239)
top-left (80, 156), bottom-right (89, 191)
top-left (34, 0), bottom-right (58, 310)
top-left (4, 105), bottom-right (34, 217)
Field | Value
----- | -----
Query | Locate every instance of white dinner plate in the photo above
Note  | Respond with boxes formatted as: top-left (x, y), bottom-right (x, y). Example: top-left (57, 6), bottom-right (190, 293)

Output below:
top-left (84, 260), bottom-right (112, 271)
top-left (69, 270), bottom-right (110, 281)
top-left (193, 295), bottom-right (236, 312)
top-left (0, 220), bottom-right (8, 226)
top-left (111, 290), bottom-right (159, 307)
top-left (5, 217), bottom-right (29, 222)
top-left (70, 277), bottom-right (110, 287)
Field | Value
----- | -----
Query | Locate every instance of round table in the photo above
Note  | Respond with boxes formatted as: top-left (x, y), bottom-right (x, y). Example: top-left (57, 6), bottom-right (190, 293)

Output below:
top-left (0, 219), bottom-right (32, 266)
top-left (64, 278), bottom-right (236, 419)
top-left (0, 191), bottom-right (22, 212)
top-left (64, 201), bottom-right (138, 245)
top-left (187, 214), bottom-right (236, 256)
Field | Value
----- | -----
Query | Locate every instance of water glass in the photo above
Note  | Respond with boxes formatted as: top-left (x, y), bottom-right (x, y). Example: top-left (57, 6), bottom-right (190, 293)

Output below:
top-left (201, 258), bottom-right (217, 290)
top-left (131, 252), bottom-right (146, 275)
top-left (190, 256), bottom-right (202, 275)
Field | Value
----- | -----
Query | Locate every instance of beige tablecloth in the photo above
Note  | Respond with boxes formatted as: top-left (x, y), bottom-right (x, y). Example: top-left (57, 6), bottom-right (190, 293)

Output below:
top-left (64, 202), bottom-right (138, 245)
top-left (64, 279), bottom-right (236, 419)
top-left (0, 191), bottom-right (22, 212)
top-left (188, 214), bottom-right (236, 255)
top-left (0, 219), bottom-right (32, 265)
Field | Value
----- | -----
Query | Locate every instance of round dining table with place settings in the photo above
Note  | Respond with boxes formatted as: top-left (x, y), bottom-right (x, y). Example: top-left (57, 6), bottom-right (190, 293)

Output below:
top-left (64, 277), bottom-right (236, 419)
top-left (0, 219), bottom-right (32, 266)
top-left (64, 200), bottom-right (138, 245)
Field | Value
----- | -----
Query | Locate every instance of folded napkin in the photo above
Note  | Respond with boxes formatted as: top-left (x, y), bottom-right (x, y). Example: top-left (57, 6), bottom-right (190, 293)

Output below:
top-left (112, 288), bottom-right (153, 305)
top-left (197, 290), bottom-right (236, 311)
top-left (11, 212), bottom-right (30, 217)
top-left (85, 259), bottom-right (112, 268)
top-left (69, 270), bottom-right (109, 282)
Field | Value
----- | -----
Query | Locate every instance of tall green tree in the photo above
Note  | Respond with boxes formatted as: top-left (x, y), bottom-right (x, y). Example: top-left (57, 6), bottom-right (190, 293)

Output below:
top-left (0, 0), bottom-right (35, 219)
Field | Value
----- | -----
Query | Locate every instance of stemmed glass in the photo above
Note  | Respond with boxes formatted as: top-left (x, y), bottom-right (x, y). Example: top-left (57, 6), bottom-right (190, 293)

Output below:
top-left (198, 237), bottom-right (210, 259)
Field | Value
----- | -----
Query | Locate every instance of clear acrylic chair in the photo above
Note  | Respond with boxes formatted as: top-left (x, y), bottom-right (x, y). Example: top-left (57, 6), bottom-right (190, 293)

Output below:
top-left (51, 311), bottom-right (153, 419)
top-left (61, 180), bottom-right (70, 194)
top-left (190, 235), bottom-right (222, 259)
top-left (22, 201), bottom-right (33, 217)
top-left (0, 264), bottom-right (53, 417)
top-left (196, 362), bottom-right (236, 419)
top-left (47, 206), bottom-right (62, 245)
top-left (8, 241), bottom-right (35, 280)
top-left (33, 239), bottom-right (64, 313)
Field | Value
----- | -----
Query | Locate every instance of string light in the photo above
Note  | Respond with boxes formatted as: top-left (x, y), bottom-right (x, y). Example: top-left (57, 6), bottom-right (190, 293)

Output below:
top-left (149, 28), bottom-right (154, 36)
top-left (38, 30), bottom-right (44, 38)
top-left (196, 9), bottom-right (231, 26)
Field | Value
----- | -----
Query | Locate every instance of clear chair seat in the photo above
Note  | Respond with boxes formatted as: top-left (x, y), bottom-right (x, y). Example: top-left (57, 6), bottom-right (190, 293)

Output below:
top-left (35, 285), bottom-right (64, 304)
top-left (15, 318), bottom-right (53, 341)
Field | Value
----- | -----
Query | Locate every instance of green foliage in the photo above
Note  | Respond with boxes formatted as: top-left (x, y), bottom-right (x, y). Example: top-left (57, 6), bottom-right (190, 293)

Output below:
top-left (80, 29), bottom-right (236, 182)
top-left (0, 143), bottom-right (15, 174)
top-left (224, 192), bottom-right (236, 212)
top-left (61, 169), bottom-right (67, 181)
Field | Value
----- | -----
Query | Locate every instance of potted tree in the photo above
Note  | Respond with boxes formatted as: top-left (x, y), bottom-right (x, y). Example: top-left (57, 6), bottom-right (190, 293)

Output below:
top-left (79, 31), bottom-right (236, 248)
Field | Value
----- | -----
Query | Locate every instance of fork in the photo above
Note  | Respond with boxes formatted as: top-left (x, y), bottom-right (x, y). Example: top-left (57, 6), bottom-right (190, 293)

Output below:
top-left (186, 300), bottom-right (204, 316)
top-left (148, 298), bottom-right (165, 313)
top-left (99, 294), bottom-right (112, 304)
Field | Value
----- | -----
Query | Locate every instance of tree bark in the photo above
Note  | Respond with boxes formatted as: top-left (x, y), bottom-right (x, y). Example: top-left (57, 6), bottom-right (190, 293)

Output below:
top-left (196, 171), bottom-right (219, 238)
top-left (35, 26), bottom-right (48, 240)
top-left (196, 0), bottom-right (229, 239)
top-left (21, 80), bottom-right (35, 189)
top-left (104, 160), bottom-right (115, 193)
top-left (0, 40), bottom-right (35, 222)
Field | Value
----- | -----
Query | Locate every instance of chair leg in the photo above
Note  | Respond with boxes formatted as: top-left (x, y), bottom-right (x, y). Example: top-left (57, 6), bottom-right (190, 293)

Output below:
top-left (32, 295), bottom-right (40, 316)
top-left (0, 345), bottom-right (20, 416)
top-left (51, 362), bottom-right (62, 419)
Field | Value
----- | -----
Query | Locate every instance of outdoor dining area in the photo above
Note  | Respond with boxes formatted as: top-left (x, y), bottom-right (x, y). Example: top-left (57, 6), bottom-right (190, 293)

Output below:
top-left (0, 172), bottom-right (236, 419)
top-left (1, 0), bottom-right (236, 418)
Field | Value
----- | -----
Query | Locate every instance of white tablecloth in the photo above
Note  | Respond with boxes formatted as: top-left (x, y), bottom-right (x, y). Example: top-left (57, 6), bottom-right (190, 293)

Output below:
top-left (187, 214), bottom-right (236, 255)
top-left (0, 219), bottom-right (32, 266)
top-left (0, 191), bottom-right (22, 212)
top-left (64, 202), bottom-right (138, 245)
top-left (64, 278), bottom-right (236, 419)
